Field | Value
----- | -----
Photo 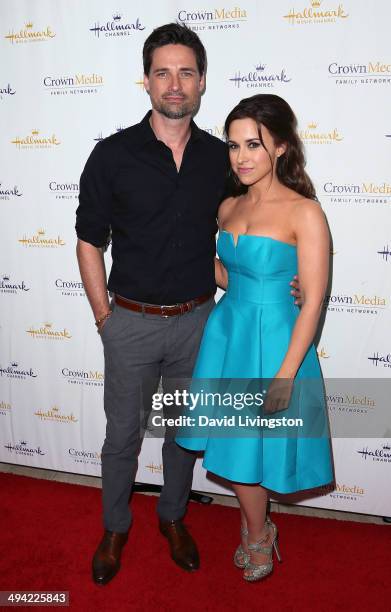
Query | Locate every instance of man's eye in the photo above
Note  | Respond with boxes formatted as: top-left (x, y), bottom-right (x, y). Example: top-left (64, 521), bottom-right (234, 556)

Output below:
top-left (157, 72), bottom-right (167, 77)
top-left (180, 71), bottom-right (192, 78)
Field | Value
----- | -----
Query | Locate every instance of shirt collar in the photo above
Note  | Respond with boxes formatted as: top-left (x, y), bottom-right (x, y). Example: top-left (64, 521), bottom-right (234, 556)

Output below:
top-left (137, 110), bottom-right (206, 145)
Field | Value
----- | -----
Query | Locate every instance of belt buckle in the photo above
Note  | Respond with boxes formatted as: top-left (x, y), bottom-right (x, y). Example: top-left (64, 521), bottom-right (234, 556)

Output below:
top-left (160, 304), bottom-right (171, 318)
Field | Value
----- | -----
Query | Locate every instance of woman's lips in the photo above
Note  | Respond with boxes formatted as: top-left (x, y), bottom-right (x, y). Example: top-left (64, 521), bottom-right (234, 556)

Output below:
top-left (237, 167), bottom-right (253, 174)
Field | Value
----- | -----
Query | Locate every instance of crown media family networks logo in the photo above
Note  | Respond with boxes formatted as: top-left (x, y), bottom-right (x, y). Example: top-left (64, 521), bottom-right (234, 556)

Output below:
top-left (177, 6), bottom-right (247, 31)
top-left (322, 181), bottom-right (391, 206)
top-left (0, 400), bottom-right (12, 416)
top-left (324, 293), bottom-right (387, 316)
top-left (89, 13), bottom-right (145, 38)
top-left (328, 61), bottom-right (391, 86)
top-left (4, 21), bottom-right (55, 44)
top-left (326, 390), bottom-right (375, 415)
top-left (43, 74), bottom-right (103, 96)
top-left (49, 180), bottom-right (79, 201)
top-left (320, 482), bottom-right (365, 502)
top-left (68, 447), bottom-right (101, 466)
top-left (61, 367), bottom-right (103, 388)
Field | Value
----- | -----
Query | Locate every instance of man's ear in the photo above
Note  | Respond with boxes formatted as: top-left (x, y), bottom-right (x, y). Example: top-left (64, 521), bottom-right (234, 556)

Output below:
top-left (143, 74), bottom-right (150, 94)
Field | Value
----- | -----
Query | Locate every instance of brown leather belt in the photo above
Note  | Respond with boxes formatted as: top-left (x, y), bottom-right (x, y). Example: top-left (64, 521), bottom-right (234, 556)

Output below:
top-left (114, 292), bottom-right (214, 317)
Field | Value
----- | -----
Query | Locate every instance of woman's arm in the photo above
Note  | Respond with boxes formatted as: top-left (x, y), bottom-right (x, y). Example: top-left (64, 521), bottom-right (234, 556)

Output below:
top-left (215, 257), bottom-right (228, 289)
top-left (276, 201), bottom-right (330, 379)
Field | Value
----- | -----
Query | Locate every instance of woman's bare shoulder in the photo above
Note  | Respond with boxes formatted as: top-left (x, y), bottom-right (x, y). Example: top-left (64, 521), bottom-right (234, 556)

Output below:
top-left (218, 196), bottom-right (238, 224)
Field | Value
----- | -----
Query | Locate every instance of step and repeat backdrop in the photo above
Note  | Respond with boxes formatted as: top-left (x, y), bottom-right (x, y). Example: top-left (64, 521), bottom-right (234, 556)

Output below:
top-left (1, 0), bottom-right (390, 516)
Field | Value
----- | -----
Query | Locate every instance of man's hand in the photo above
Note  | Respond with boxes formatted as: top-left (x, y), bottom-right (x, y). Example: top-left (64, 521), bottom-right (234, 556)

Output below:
top-left (290, 275), bottom-right (302, 306)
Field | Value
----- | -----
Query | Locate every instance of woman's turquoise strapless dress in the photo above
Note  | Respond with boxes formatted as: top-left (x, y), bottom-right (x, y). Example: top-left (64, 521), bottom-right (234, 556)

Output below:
top-left (176, 230), bottom-right (334, 493)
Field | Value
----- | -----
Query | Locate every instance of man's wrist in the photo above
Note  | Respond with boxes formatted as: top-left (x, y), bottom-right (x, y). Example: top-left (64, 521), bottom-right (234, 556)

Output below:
top-left (95, 311), bottom-right (112, 328)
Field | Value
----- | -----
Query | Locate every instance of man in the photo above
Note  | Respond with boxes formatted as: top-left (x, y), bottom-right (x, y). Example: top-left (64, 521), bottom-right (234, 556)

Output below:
top-left (76, 23), bottom-right (300, 585)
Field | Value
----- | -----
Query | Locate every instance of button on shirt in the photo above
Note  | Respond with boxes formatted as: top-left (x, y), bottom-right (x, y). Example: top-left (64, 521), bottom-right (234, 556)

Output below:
top-left (76, 111), bottom-right (229, 304)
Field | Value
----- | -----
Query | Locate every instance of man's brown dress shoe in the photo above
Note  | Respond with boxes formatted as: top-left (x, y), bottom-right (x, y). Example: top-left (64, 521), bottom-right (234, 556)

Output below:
top-left (159, 519), bottom-right (200, 571)
top-left (92, 530), bottom-right (128, 585)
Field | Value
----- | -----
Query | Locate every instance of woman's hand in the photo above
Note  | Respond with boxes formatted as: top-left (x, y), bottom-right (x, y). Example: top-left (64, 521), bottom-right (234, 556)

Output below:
top-left (263, 376), bottom-right (294, 414)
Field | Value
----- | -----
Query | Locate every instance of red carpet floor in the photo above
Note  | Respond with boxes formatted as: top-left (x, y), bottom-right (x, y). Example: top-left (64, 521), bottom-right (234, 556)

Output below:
top-left (0, 473), bottom-right (390, 611)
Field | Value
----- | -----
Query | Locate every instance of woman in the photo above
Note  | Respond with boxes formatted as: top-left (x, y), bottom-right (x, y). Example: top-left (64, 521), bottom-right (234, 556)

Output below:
top-left (176, 94), bottom-right (334, 582)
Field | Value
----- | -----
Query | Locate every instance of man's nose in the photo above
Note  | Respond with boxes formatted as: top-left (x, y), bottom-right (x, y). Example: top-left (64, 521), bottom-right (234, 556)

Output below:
top-left (170, 74), bottom-right (180, 90)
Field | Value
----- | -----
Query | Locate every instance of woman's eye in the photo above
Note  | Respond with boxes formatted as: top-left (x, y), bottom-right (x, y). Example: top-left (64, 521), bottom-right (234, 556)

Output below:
top-left (248, 142), bottom-right (260, 149)
top-left (228, 144), bottom-right (238, 150)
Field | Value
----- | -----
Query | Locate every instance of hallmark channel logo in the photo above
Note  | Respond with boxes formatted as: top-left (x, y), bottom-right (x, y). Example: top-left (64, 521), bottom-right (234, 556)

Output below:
top-left (0, 83), bottom-right (16, 100)
top-left (177, 6), bottom-right (247, 31)
top-left (55, 279), bottom-right (85, 297)
top-left (229, 61), bottom-right (291, 89)
top-left (34, 405), bottom-right (78, 424)
top-left (283, 1), bottom-right (348, 25)
top-left (94, 125), bottom-right (125, 142)
top-left (324, 293), bottom-right (387, 316)
top-left (5, 21), bottom-right (56, 44)
top-left (299, 122), bottom-right (343, 145)
top-left (357, 443), bottom-right (391, 464)
top-left (0, 182), bottom-right (22, 200)
top-left (322, 181), bottom-right (391, 206)
top-left (320, 482), bottom-right (365, 502)
top-left (89, 13), bottom-right (145, 38)
top-left (4, 440), bottom-right (45, 456)
top-left (61, 367), bottom-right (104, 387)
top-left (43, 73), bottom-right (103, 96)
top-left (0, 400), bottom-right (12, 416)
top-left (328, 61), bottom-right (391, 86)
top-left (377, 245), bottom-right (391, 262)
top-left (326, 392), bottom-right (375, 415)
top-left (0, 361), bottom-right (37, 380)
top-left (11, 129), bottom-right (61, 149)
top-left (367, 352), bottom-right (391, 368)
top-left (68, 447), bottom-right (101, 466)
top-left (18, 229), bottom-right (65, 248)
top-left (26, 322), bottom-right (71, 341)
top-left (0, 274), bottom-right (30, 294)
top-left (49, 180), bottom-right (79, 200)
top-left (145, 462), bottom-right (163, 474)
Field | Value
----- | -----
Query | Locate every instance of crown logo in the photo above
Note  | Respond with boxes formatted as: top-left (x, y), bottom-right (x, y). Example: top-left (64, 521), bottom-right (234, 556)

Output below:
top-left (31, 129), bottom-right (39, 135)
top-left (311, 0), bottom-right (321, 6)
top-left (113, 13), bottom-right (122, 20)
top-left (3, 275), bottom-right (10, 281)
top-left (308, 122), bottom-right (317, 129)
top-left (44, 322), bottom-right (52, 328)
top-left (255, 62), bottom-right (266, 71)
top-left (20, 440), bottom-right (27, 445)
top-left (25, 22), bottom-right (33, 28)
top-left (115, 125), bottom-right (125, 133)
top-left (51, 406), bottom-right (59, 412)
top-left (11, 362), bottom-right (18, 367)
top-left (37, 229), bottom-right (45, 235)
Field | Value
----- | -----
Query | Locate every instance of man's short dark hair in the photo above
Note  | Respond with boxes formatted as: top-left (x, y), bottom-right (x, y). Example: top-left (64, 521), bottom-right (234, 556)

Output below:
top-left (143, 22), bottom-right (207, 76)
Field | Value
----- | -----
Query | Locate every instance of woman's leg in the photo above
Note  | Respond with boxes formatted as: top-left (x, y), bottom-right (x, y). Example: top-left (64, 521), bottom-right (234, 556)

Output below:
top-left (232, 483), bottom-right (273, 577)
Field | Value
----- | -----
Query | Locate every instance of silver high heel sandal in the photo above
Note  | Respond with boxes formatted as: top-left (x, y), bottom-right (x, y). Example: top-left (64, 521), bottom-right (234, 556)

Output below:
top-left (243, 519), bottom-right (282, 582)
top-left (233, 526), bottom-right (250, 568)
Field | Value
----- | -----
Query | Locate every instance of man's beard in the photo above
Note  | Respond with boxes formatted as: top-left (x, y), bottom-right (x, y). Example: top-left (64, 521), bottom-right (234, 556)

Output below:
top-left (154, 94), bottom-right (200, 119)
